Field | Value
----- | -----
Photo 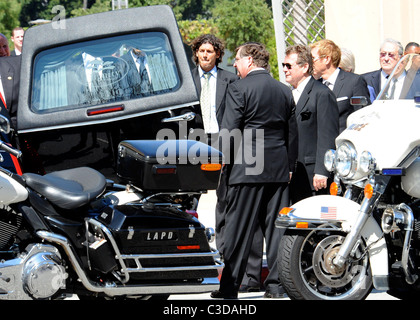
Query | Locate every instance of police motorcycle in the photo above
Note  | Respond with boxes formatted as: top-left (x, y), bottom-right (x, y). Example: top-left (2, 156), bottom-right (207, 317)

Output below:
top-left (0, 114), bottom-right (223, 300)
top-left (276, 53), bottom-right (420, 300)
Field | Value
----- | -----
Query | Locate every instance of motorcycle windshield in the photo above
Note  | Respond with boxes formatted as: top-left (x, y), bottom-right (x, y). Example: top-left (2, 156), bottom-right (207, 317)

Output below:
top-left (377, 53), bottom-right (420, 101)
top-left (337, 54), bottom-right (420, 177)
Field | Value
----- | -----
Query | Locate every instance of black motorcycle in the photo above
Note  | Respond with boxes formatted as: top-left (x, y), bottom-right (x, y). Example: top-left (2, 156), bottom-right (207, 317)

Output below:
top-left (0, 115), bottom-right (223, 300)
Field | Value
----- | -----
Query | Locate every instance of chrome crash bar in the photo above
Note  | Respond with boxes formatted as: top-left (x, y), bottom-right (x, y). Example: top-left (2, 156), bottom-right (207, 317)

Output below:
top-left (37, 223), bottom-right (223, 296)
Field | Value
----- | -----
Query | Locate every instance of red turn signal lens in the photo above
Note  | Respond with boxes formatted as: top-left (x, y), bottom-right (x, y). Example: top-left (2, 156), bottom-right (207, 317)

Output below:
top-left (153, 165), bottom-right (177, 174)
top-left (87, 105), bottom-right (124, 116)
top-left (177, 245), bottom-right (200, 250)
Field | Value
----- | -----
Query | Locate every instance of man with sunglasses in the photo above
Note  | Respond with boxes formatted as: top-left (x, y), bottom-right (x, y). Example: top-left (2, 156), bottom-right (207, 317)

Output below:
top-left (283, 44), bottom-right (339, 203)
top-left (362, 38), bottom-right (404, 101)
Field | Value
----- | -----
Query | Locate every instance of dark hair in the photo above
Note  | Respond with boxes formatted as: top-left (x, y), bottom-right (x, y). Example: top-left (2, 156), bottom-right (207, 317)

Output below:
top-left (285, 44), bottom-right (313, 74)
top-left (236, 42), bottom-right (270, 70)
top-left (405, 42), bottom-right (420, 51)
top-left (191, 34), bottom-right (225, 66)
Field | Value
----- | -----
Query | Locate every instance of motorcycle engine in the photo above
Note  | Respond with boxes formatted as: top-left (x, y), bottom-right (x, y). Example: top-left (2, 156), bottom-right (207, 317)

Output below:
top-left (22, 247), bottom-right (67, 299)
top-left (0, 206), bottom-right (22, 250)
top-left (0, 244), bottom-right (67, 300)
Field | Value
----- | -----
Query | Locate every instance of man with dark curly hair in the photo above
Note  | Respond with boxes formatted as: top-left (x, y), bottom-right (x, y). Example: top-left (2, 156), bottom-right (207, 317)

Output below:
top-left (191, 34), bottom-right (238, 138)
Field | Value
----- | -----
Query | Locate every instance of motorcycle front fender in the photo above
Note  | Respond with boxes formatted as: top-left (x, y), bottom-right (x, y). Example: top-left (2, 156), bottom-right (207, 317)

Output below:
top-left (276, 195), bottom-right (389, 290)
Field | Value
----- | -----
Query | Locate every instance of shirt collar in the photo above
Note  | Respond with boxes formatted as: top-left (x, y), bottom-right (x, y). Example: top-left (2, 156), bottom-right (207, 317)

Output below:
top-left (295, 75), bottom-right (311, 92)
top-left (324, 67), bottom-right (340, 86)
top-left (199, 66), bottom-right (217, 78)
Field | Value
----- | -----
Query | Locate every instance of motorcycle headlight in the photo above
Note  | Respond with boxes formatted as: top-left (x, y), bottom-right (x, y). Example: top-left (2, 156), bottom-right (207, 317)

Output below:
top-left (359, 151), bottom-right (375, 174)
top-left (324, 149), bottom-right (336, 172)
top-left (335, 142), bottom-right (357, 178)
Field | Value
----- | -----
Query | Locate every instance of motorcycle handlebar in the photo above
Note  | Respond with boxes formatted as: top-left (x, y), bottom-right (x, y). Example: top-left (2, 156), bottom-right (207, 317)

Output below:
top-left (0, 141), bottom-right (22, 158)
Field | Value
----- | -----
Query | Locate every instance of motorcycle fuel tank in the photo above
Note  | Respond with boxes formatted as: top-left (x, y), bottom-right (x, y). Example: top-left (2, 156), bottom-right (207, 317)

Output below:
top-left (0, 171), bottom-right (27, 205)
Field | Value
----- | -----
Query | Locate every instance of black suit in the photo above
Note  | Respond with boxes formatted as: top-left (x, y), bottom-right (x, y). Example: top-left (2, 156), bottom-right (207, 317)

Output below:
top-left (218, 69), bottom-right (298, 295)
top-left (10, 50), bottom-right (20, 57)
top-left (0, 56), bottom-right (21, 128)
top-left (362, 69), bottom-right (381, 99)
top-left (290, 77), bottom-right (339, 203)
top-left (331, 69), bottom-right (370, 133)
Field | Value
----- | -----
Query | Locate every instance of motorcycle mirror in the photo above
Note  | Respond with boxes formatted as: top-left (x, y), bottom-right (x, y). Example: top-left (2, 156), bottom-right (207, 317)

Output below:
top-left (350, 96), bottom-right (369, 107)
top-left (0, 115), bottom-right (10, 134)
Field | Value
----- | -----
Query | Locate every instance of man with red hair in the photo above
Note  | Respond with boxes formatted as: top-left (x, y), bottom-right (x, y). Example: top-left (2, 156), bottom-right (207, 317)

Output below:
top-left (310, 39), bottom-right (370, 133)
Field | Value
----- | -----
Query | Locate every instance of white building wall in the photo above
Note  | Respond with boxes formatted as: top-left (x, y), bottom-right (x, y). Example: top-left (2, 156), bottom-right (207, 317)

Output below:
top-left (325, 0), bottom-right (420, 74)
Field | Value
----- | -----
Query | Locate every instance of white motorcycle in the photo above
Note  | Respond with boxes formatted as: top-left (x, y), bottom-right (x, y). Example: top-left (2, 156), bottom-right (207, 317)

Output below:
top-left (276, 53), bottom-right (420, 300)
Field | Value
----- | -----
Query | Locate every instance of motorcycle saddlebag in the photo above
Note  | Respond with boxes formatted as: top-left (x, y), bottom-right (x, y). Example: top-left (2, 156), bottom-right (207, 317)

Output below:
top-left (116, 140), bottom-right (223, 191)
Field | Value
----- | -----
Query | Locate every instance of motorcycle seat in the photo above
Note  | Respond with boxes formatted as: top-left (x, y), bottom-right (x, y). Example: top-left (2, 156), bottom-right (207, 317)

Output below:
top-left (22, 167), bottom-right (107, 210)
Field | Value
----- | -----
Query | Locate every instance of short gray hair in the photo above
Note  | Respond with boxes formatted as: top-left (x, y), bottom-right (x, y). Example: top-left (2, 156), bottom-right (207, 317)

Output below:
top-left (380, 38), bottom-right (404, 56)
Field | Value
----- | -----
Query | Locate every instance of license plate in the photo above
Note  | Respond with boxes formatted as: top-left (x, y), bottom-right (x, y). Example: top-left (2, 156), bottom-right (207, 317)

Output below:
top-left (143, 231), bottom-right (178, 241)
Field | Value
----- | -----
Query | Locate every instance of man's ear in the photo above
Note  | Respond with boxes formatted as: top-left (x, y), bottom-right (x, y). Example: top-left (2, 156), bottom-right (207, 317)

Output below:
top-left (324, 55), bottom-right (332, 65)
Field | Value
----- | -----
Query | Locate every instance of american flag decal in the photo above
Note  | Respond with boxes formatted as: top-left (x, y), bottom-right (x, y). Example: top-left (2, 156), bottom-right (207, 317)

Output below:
top-left (321, 206), bottom-right (337, 219)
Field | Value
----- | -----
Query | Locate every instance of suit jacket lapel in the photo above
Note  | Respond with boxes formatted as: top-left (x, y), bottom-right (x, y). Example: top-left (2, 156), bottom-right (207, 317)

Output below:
top-left (296, 77), bottom-right (314, 116)
top-left (216, 70), bottom-right (229, 112)
top-left (373, 70), bottom-right (381, 95)
top-left (333, 69), bottom-right (345, 97)
top-left (0, 62), bottom-right (14, 108)
top-left (192, 67), bottom-right (201, 93)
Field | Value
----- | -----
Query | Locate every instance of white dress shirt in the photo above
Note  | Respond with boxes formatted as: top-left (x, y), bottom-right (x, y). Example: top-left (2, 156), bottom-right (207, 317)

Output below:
top-left (199, 66), bottom-right (219, 134)
top-left (292, 76), bottom-right (311, 104)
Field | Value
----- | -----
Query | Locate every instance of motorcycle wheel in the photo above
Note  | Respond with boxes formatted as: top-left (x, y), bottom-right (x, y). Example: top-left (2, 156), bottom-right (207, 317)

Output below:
top-left (278, 228), bottom-right (373, 300)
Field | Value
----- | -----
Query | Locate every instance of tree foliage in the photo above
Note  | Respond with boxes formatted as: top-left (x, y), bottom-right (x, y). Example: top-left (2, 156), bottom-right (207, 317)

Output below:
top-left (71, 0), bottom-right (111, 16)
top-left (178, 19), bottom-right (219, 46)
top-left (211, 0), bottom-right (278, 78)
top-left (0, 0), bottom-right (22, 44)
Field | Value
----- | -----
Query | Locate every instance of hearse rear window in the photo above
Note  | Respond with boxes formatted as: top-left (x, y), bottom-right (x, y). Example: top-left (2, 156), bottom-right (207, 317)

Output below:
top-left (31, 32), bottom-right (180, 113)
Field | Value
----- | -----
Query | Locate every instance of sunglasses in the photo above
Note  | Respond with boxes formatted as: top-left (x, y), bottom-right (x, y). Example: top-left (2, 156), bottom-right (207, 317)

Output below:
top-left (380, 51), bottom-right (398, 60)
top-left (282, 62), bottom-right (294, 70)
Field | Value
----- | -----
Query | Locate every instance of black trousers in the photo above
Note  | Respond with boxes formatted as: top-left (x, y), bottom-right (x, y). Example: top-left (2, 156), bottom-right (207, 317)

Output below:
top-left (219, 183), bottom-right (288, 294)
top-left (216, 168), bottom-right (264, 289)
top-left (241, 226), bottom-right (263, 288)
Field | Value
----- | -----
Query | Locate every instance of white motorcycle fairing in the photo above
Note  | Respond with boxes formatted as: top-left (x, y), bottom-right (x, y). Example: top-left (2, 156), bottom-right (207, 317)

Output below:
top-left (0, 171), bottom-right (28, 206)
top-left (277, 195), bottom-right (389, 290)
